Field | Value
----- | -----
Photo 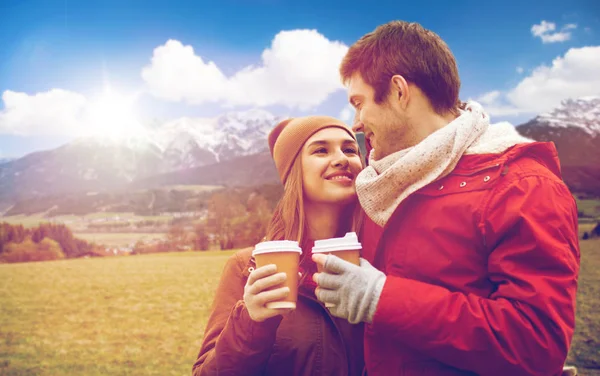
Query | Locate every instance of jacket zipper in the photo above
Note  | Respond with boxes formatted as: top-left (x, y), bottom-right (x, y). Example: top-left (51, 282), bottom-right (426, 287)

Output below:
top-left (301, 292), bottom-right (352, 376)
top-left (245, 257), bottom-right (352, 376)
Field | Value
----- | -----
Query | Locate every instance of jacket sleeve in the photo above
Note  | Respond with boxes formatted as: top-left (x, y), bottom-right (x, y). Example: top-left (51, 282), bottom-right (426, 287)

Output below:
top-left (192, 252), bottom-right (283, 376)
top-left (369, 175), bottom-right (580, 376)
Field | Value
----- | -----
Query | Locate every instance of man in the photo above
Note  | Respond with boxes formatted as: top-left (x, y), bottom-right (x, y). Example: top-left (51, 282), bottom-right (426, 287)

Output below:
top-left (312, 21), bottom-right (580, 376)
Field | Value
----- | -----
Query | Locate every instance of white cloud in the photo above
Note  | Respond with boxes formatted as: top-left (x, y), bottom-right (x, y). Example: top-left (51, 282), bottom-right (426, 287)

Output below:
top-left (477, 46), bottom-right (600, 116)
top-left (475, 104), bottom-right (525, 117)
top-left (477, 90), bottom-right (501, 105)
top-left (141, 30), bottom-right (349, 110)
top-left (339, 104), bottom-right (354, 123)
top-left (0, 89), bottom-right (87, 136)
top-left (507, 46), bottom-right (600, 112)
top-left (539, 32), bottom-right (571, 43)
top-left (516, 66), bottom-right (524, 74)
top-left (0, 88), bottom-right (145, 138)
top-left (531, 20), bottom-right (556, 35)
top-left (140, 40), bottom-right (228, 104)
top-left (531, 21), bottom-right (577, 43)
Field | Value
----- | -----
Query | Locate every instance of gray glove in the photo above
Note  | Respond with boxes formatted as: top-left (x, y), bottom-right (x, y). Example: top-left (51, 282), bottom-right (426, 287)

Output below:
top-left (314, 255), bottom-right (386, 324)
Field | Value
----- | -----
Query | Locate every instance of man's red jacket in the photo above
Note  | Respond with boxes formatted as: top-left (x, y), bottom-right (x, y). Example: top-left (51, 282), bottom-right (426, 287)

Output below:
top-left (360, 142), bottom-right (580, 375)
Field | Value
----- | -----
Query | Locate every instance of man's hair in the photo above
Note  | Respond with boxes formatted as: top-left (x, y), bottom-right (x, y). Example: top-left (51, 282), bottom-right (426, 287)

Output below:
top-left (340, 21), bottom-right (461, 115)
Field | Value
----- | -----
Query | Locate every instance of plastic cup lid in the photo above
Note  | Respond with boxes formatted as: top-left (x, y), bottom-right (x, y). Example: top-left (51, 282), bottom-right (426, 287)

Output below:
top-left (312, 232), bottom-right (362, 253)
top-left (252, 240), bottom-right (303, 255)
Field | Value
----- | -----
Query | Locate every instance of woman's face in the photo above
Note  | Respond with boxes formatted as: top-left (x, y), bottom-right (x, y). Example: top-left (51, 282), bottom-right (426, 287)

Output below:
top-left (301, 127), bottom-right (363, 205)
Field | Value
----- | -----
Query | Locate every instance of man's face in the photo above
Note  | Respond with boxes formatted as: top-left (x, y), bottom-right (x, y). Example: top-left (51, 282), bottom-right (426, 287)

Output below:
top-left (347, 73), bottom-right (413, 159)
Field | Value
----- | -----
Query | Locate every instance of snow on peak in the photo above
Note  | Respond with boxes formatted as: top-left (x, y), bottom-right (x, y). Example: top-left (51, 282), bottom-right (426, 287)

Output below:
top-left (70, 131), bottom-right (160, 151)
top-left (221, 108), bottom-right (278, 123)
top-left (146, 108), bottom-right (281, 169)
top-left (156, 109), bottom-right (279, 152)
top-left (535, 96), bottom-right (600, 135)
top-left (26, 109), bottom-right (280, 176)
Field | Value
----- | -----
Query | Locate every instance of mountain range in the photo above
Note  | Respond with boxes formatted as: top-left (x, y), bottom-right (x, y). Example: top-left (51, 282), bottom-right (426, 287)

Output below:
top-left (517, 96), bottom-right (600, 195)
top-left (0, 97), bottom-right (599, 208)
top-left (0, 109), bottom-right (283, 200)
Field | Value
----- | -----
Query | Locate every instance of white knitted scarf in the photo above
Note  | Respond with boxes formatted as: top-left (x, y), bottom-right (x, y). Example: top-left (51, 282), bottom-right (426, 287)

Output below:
top-left (355, 101), bottom-right (533, 227)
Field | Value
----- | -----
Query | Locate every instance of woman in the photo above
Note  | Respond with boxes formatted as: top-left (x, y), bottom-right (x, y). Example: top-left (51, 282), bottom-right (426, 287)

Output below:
top-left (192, 116), bottom-right (365, 376)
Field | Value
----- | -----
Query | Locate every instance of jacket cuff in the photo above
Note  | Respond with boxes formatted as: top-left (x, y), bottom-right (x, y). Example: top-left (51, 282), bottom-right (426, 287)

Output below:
top-left (369, 275), bottom-right (446, 337)
top-left (232, 300), bottom-right (283, 344)
top-left (366, 274), bottom-right (386, 324)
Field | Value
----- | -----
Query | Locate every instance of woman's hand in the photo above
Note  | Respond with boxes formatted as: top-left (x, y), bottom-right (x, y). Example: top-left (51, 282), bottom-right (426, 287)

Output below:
top-left (243, 264), bottom-right (290, 322)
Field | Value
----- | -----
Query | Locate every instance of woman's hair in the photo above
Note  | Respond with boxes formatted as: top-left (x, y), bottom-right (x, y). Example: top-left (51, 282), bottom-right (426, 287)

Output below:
top-left (265, 148), bottom-right (364, 247)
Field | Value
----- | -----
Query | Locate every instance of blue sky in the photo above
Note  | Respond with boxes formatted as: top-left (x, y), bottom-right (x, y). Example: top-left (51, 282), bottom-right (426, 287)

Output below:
top-left (0, 0), bottom-right (599, 157)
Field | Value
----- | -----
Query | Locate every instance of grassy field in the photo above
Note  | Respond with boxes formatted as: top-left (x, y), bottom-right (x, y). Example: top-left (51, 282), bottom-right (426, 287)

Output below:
top-left (0, 240), bottom-right (598, 375)
top-left (161, 185), bottom-right (223, 192)
top-left (576, 197), bottom-right (600, 220)
top-left (73, 233), bottom-right (166, 247)
top-left (0, 251), bottom-right (235, 376)
top-left (567, 236), bottom-right (600, 374)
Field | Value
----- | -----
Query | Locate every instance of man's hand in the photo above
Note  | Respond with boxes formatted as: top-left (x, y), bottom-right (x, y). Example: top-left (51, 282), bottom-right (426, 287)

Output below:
top-left (312, 254), bottom-right (386, 324)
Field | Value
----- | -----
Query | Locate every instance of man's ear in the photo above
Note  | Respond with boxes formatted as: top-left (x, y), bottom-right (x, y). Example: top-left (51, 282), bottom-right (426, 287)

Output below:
top-left (391, 75), bottom-right (410, 109)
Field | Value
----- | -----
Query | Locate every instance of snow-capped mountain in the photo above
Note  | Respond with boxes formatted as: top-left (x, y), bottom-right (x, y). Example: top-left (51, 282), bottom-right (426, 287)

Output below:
top-left (516, 96), bottom-right (600, 195)
top-left (533, 96), bottom-right (600, 135)
top-left (2, 98), bottom-right (599, 202)
top-left (0, 109), bottom-right (283, 199)
top-left (156, 109), bottom-right (280, 169)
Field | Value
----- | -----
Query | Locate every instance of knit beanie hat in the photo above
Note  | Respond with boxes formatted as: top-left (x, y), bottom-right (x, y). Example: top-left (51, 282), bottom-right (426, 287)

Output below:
top-left (268, 116), bottom-right (356, 184)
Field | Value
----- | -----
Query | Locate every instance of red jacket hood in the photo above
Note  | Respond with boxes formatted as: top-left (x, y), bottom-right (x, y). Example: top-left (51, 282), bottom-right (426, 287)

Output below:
top-left (457, 142), bottom-right (562, 179)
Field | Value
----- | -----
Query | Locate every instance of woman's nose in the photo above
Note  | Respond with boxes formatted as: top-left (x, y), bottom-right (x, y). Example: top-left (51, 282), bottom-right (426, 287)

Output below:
top-left (332, 153), bottom-right (350, 168)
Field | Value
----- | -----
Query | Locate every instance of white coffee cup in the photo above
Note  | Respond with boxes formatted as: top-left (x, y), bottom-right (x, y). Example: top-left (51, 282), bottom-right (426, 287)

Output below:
top-left (312, 232), bottom-right (362, 308)
top-left (252, 240), bottom-right (302, 309)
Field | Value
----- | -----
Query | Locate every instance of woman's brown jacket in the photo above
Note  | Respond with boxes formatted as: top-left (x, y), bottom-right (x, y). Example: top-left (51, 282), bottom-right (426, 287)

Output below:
top-left (192, 247), bottom-right (365, 376)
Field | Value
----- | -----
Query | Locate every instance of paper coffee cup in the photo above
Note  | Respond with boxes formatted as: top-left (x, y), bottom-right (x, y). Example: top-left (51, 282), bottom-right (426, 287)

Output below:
top-left (252, 240), bottom-right (302, 309)
top-left (312, 232), bottom-right (362, 308)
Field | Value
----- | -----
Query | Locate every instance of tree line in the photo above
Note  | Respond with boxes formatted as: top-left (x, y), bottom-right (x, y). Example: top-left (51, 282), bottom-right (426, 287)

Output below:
top-left (1, 186), bottom-right (282, 261)
top-left (0, 222), bottom-right (102, 263)
top-left (132, 190), bottom-right (273, 254)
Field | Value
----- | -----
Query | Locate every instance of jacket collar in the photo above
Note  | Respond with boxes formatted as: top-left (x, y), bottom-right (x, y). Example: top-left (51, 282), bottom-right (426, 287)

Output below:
top-left (452, 142), bottom-right (561, 178)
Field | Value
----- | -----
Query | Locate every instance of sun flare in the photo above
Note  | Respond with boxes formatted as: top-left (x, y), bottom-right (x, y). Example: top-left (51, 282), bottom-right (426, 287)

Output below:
top-left (85, 87), bottom-right (145, 140)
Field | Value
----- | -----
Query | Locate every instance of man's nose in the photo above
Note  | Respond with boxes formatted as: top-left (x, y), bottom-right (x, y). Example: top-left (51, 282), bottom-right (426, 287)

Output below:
top-left (351, 111), bottom-right (363, 133)
top-left (352, 122), bottom-right (364, 133)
